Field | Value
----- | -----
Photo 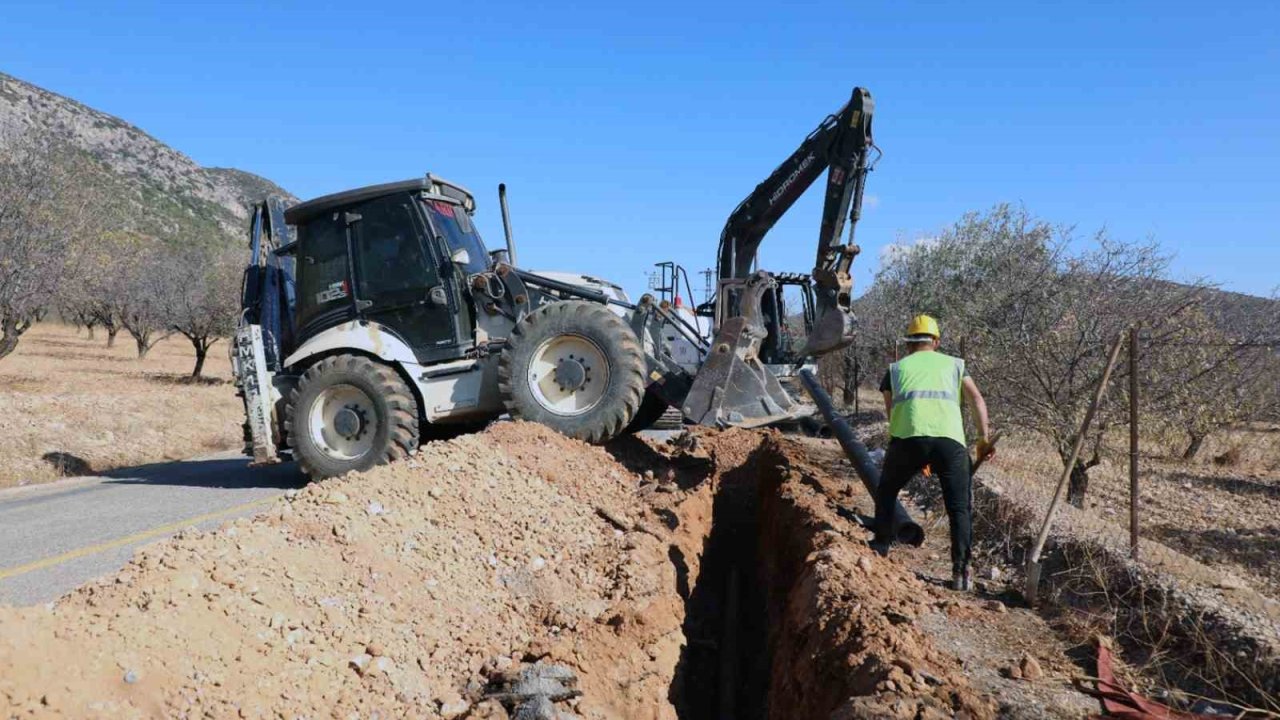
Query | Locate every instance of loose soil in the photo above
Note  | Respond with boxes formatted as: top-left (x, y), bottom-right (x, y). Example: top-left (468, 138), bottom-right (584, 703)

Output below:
top-left (0, 422), bottom-right (1108, 718)
top-left (782, 436), bottom-right (1096, 719)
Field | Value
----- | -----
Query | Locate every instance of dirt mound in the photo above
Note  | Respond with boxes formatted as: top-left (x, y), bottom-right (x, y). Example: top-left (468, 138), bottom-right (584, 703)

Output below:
top-left (757, 434), bottom-right (994, 719)
top-left (1, 422), bottom-right (1019, 718)
top-left (0, 422), bottom-right (681, 718)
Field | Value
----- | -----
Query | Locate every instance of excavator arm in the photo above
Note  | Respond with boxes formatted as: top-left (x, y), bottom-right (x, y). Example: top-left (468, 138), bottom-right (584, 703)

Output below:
top-left (715, 86), bottom-right (875, 355)
top-left (682, 87), bottom-right (876, 427)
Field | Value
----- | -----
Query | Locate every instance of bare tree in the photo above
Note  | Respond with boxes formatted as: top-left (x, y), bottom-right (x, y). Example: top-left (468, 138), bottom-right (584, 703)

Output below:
top-left (61, 237), bottom-right (124, 347)
top-left (101, 234), bottom-right (177, 359)
top-left (0, 135), bottom-right (104, 360)
top-left (1141, 301), bottom-right (1280, 460)
top-left (57, 293), bottom-right (99, 338)
top-left (166, 244), bottom-right (241, 377)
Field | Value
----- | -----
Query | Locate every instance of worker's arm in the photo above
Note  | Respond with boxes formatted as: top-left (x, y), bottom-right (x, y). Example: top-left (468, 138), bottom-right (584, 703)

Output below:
top-left (961, 377), bottom-right (994, 455)
top-left (882, 390), bottom-right (893, 420)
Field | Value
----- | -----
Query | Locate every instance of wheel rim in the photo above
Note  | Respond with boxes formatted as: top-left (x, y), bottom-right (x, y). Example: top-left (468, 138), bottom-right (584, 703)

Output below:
top-left (528, 334), bottom-right (610, 416)
top-left (307, 383), bottom-right (378, 461)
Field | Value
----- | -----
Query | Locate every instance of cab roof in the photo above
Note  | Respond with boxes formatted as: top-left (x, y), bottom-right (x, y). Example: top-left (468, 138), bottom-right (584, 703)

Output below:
top-left (283, 174), bottom-right (476, 225)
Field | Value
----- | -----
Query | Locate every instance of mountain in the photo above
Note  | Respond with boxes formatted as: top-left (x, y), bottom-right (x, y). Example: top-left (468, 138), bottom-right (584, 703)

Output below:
top-left (0, 71), bottom-right (293, 244)
top-left (1179, 284), bottom-right (1278, 342)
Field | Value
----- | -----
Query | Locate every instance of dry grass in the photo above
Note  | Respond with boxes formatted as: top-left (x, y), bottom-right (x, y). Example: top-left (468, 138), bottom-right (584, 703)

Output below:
top-left (0, 323), bottom-right (243, 487)
top-left (994, 426), bottom-right (1280, 600)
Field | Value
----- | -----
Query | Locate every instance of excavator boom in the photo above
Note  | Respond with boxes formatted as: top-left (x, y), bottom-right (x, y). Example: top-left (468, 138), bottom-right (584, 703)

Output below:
top-left (718, 88), bottom-right (874, 356)
top-left (683, 87), bottom-right (876, 427)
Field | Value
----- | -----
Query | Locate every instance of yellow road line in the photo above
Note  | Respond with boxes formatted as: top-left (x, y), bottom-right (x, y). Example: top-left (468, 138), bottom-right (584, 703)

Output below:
top-left (0, 496), bottom-right (277, 582)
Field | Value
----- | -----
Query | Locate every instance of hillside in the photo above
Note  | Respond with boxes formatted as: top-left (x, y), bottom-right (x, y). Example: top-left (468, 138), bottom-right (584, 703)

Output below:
top-left (0, 71), bottom-right (292, 244)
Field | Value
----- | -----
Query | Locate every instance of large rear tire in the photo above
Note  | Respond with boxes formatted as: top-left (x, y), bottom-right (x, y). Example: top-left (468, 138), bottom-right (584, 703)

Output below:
top-left (498, 301), bottom-right (646, 443)
top-left (285, 354), bottom-right (420, 479)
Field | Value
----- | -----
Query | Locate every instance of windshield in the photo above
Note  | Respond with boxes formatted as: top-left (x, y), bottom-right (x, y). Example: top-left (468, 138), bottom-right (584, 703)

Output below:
top-left (422, 200), bottom-right (489, 275)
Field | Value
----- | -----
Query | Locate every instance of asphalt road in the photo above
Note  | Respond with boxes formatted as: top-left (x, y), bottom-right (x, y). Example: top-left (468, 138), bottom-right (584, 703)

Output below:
top-left (0, 452), bottom-right (304, 606)
top-left (0, 428), bottom-right (682, 607)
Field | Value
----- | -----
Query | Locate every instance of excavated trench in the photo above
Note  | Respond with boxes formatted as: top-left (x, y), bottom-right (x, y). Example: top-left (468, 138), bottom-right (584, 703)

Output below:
top-left (0, 423), bottom-right (991, 718)
top-left (608, 430), bottom-right (991, 720)
top-left (668, 440), bottom-right (769, 720)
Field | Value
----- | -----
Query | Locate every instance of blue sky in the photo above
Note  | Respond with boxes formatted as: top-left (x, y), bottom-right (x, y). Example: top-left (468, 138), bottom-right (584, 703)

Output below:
top-left (3, 1), bottom-right (1276, 299)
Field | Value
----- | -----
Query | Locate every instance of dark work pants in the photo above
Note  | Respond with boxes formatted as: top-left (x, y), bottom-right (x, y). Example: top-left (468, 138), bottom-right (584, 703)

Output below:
top-left (873, 436), bottom-right (972, 572)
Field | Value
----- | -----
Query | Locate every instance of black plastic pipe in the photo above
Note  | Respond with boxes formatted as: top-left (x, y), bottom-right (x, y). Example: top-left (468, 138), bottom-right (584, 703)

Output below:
top-left (798, 368), bottom-right (924, 546)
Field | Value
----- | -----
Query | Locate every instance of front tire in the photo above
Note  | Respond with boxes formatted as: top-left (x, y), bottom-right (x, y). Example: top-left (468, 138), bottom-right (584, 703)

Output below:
top-left (498, 301), bottom-right (646, 443)
top-left (285, 355), bottom-right (420, 479)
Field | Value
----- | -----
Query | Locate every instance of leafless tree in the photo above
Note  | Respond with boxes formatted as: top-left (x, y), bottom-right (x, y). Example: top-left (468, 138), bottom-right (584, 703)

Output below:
top-left (165, 244), bottom-right (241, 377)
top-left (66, 238), bottom-right (125, 348)
top-left (97, 233), bottom-right (178, 359)
top-left (1141, 299), bottom-right (1280, 460)
top-left (57, 293), bottom-right (99, 338)
top-left (0, 135), bottom-right (105, 360)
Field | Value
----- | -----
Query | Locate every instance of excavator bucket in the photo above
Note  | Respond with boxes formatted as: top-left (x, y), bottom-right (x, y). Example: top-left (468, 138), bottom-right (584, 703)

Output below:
top-left (681, 272), bottom-right (797, 428)
top-left (799, 306), bottom-right (856, 357)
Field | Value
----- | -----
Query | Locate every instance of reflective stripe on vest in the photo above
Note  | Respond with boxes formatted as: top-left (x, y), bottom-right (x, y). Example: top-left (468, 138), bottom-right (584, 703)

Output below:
top-left (889, 357), bottom-right (964, 404)
top-left (895, 388), bottom-right (957, 402)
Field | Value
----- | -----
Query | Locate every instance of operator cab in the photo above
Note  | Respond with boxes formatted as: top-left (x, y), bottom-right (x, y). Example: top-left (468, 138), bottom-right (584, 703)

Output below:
top-left (281, 175), bottom-right (489, 365)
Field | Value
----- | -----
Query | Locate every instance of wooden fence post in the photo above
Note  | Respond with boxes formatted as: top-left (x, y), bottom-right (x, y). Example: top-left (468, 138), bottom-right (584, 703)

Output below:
top-left (1129, 325), bottom-right (1140, 559)
top-left (1024, 331), bottom-right (1127, 605)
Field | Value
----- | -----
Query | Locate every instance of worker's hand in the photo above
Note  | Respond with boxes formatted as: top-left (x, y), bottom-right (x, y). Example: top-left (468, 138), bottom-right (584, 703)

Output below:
top-left (975, 437), bottom-right (997, 461)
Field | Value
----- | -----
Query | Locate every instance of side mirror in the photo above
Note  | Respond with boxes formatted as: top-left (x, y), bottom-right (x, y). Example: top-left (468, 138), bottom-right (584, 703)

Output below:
top-left (450, 247), bottom-right (471, 266)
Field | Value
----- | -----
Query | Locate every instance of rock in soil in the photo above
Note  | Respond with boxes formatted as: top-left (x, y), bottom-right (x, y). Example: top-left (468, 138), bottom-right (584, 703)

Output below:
top-left (1019, 653), bottom-right (1044, 681)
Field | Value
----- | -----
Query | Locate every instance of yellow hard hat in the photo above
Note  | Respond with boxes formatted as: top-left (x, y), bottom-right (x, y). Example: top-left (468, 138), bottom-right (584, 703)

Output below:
top-left (904, 314), bottom-right (940, 341)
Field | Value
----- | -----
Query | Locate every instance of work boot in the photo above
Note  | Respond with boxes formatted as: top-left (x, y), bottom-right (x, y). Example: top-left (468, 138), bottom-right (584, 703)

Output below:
top-left (949, 566), bottom-right (972, 592)
top-left (867, 539), bottom-right (890, 558)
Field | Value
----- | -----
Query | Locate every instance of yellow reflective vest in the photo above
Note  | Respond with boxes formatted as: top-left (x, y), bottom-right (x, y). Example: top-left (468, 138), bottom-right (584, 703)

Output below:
top-left (888, 350), bottom-right (966, 446)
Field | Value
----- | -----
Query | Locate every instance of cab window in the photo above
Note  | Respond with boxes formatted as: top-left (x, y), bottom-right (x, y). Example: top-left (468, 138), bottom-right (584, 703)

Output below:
top-left (353, 194), bottom-right (436, 302)
top-left (295, 212), bottom-right (350, 330)
top-left (423, 200), bottom-right (488, 275)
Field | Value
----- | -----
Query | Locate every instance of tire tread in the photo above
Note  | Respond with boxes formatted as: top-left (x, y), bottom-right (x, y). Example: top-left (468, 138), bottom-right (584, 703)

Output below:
top-left (284, 354), bottom-right (420, 479)
top-left (498, 301), bottom-right (645, 444)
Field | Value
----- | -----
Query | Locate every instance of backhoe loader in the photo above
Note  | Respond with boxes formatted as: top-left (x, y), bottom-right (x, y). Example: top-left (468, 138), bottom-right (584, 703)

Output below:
top-left (233, 87), bottom-right (876, 478)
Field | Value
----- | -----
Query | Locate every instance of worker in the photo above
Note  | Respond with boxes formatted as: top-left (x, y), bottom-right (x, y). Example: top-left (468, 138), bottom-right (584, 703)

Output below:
top-left (870, 314), bottom-right (993, 591)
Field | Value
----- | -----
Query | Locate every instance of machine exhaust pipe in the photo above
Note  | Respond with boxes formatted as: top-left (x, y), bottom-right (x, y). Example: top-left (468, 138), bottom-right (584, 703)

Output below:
top-left (498, 183), bottom-right (517, 266)
top-left (798, 368), bottom-right (924, 546)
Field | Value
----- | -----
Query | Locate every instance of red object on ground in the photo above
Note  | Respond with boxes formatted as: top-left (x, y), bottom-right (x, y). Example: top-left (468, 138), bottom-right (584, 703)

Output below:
top-left (1077, 644), bottom-right (1214, 719)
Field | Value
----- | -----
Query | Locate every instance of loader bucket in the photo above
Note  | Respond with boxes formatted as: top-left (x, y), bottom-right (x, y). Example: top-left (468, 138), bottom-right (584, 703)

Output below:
top-left (682, 316), bottom-right (798, 427)
top-left (682, 271), bottom-right (797, 428)
top-left (798, 306), bottom-right (856, 357)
